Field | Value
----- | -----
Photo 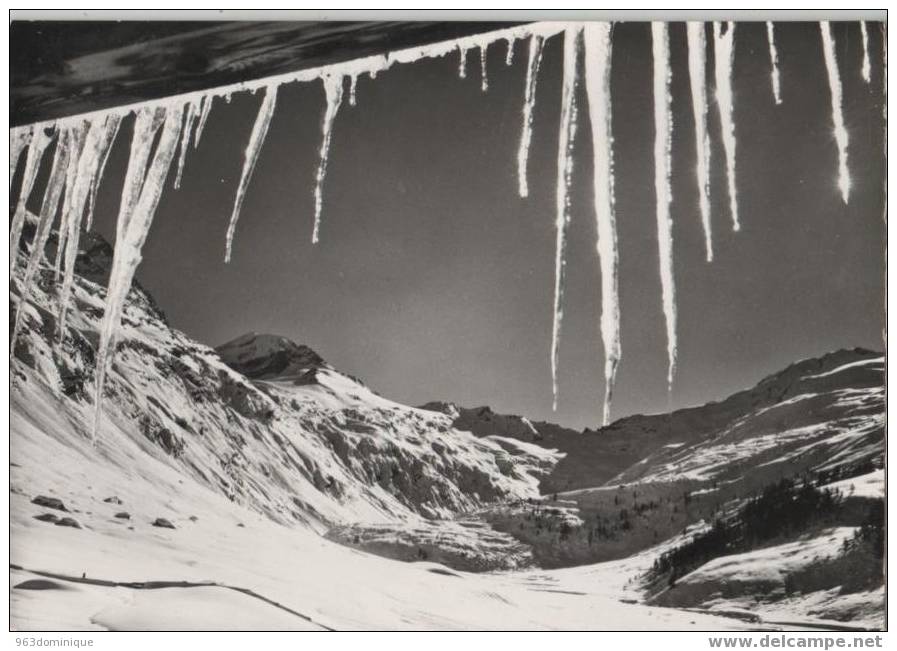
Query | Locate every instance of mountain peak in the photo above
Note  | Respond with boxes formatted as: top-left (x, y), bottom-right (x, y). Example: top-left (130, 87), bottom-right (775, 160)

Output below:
top-left (215, 332), bottom-right (326, 380)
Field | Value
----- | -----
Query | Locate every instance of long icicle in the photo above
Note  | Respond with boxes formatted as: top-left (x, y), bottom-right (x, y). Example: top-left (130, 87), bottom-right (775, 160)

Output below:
top-left (517, 34), bottom-right (545, 198)
top-left (53, 124), bottom-right (88, 281)
top-left (480, 45), bottom-right (489, 92)
top-left (349, 74), bottom-right (358, 106)
top-left (311, 75), bottom-right (345, 244)
top-left (10, 128), bottom-right (74, 356)
top-left (583, 23), bottom-right (621, 426)
top-left (85, 114), bottom-right (122, 231)
top-left (713, 22), bottom-right (740, 231)
top-left (687, 22), bottom-right (713, 262)
top-left (10, 126), bottom-right (34, 190)
top-left (652, 22), bottom-right (677, 391)
top-left (120, 108), bottom-right (167, 225)
top-left (93, 105), bottom-right (184, 442)
top-left (10, 124), bottom-right (55, 276)
top-left (550, 26), bottom-right (582, 412)
top-left (174, 99), bottom-right (199, 189)
top-left (861, 21), bottom-right (871, 83)
top-left (194, 95), bottom-right (213, 147)
top-left (766, 22), bottom-right (783, 105)
top-left (57, 115), bottom-right (123, 341)
top-left (224, 86), bottom-right (278, 263)
top-left (820, 21), bottom-right (851, 204)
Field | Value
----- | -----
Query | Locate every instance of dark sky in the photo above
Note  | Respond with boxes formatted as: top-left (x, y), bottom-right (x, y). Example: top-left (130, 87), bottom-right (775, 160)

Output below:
top-left (75, 21), bottom-right (885, 430)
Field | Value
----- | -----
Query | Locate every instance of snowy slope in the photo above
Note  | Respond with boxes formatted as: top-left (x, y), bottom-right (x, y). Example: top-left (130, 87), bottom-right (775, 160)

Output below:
top-left (11, 222), bottom-right (557, 535)
top-left (426, 350), bottom-right (884, 499)
top-left (648, 528), bottom-right (884, 630)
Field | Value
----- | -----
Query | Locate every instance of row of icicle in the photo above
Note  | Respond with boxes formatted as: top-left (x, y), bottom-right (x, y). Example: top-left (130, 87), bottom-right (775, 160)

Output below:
top-left (8, 21), bottom-right (879, 443)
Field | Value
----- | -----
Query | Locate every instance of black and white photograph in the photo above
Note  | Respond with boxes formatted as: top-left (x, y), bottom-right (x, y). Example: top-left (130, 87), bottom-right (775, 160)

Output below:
top-left (8, 9), bottom-right (887, 634)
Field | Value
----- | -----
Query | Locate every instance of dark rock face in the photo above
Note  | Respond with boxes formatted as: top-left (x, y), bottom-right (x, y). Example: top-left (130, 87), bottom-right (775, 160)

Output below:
top-left (31, 495), bottom-right (67, 511)
top-left (33, 513), bottom-right (60, 523)
top-left (55, 517), bottom-right (81, 528)
top-left (114, 512), bottom-right (130, 520)
top-left (103, 496), bottom-right (123, 505)
top-left (216, 371), bottom-right (276, 422)
top-left (152, 518), bottom-right (175, 529)
top-left (215, 333), bottom-right (325, 380)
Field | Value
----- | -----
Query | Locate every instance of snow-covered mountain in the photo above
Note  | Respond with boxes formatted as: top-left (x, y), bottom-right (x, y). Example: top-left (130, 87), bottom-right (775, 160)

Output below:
top-left (9, 221), bottom-right (884, 630)
top-left (423, 349), bottom-right (884, 500)
top-left (418, 350), bottom-right (884, 627)
top-left (11, 219), bottom-right (557, 533)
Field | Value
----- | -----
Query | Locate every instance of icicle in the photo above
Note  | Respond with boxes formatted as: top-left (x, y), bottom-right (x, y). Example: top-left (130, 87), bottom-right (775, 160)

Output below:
top-left (194, 95), bottom-right (213, 147)
top-left (820, 22), bottom-right (851, 204)
top-left (505, 38), bottom-right (515, 66)
top-left (652, 22), bottom-right (678, 390)
top-left (53, 124), bottom-right (88, 281)
top-left (311, 75), bottom-right (345, 244)
top-left (174, 100), bottom-right (199, 189)
top-left (861, 22), bottom-right (871, 83)
top-left (85, 114), bottom-right (122, 231)
top-left (10, 125), bottom-right (34, 190)
top-left (349, 74), bottom-right (358, 106)
top-left (58, 115), bottom-right (125, 341)
top-left (713, 22), bottom-right (740, 231)
top-left (11, 128), bottom-right (74, 355)
top-left (550, 27), bottom-right (582, 412)
top-left (10, 124), bottom-right (55, 276)
top-left (458, 46), bottom-right (469, 78)
top-left (766, 22), bottom-right (783, 105)
top-left (224, 86), bottom-right (278, 263)
top-left (517, 34), bottom-right (545, 198)
top-left (122, 110), bottom-right (167, 227)
top-left (687, 22), bottom-right (713, 262)
top-left (93, 105), bottom-right (185, 442)
top-left (583, 23), bottom-right (621, 426)
top-left (480, 45), bottom-right (489, 92)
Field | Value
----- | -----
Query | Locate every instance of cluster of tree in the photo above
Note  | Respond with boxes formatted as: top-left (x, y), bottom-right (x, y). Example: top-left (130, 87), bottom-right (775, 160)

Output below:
top-left (813, 458), bottom-right (881, 486)
top-left (648, 478), bottom-right (844, 586)
top-left (784, 500), bottom-right (884, 595)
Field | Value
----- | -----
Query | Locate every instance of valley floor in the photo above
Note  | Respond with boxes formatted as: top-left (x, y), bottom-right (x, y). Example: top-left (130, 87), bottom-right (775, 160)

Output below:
top-left (11, 478), bottom-right (751, 631)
